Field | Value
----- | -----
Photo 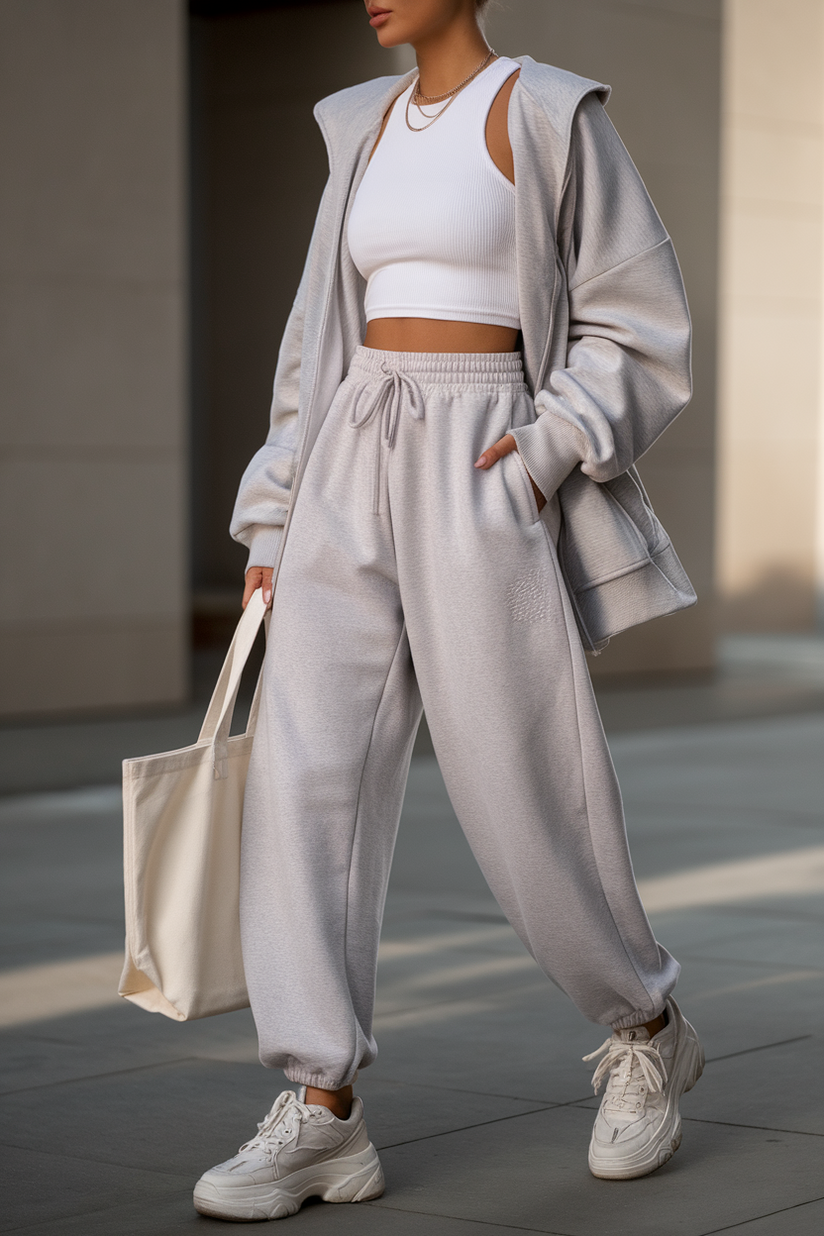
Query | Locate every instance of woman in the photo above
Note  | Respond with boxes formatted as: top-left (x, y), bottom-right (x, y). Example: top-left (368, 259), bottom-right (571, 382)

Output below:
top-left (194, 0), bottom-right (704, 1221)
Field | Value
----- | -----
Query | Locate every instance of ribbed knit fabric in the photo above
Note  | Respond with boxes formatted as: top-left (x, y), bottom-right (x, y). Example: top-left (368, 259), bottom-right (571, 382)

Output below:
top-left (230, 57), bottom-right (693, 641)
top-left (347, 57), bottom-right (520, 329)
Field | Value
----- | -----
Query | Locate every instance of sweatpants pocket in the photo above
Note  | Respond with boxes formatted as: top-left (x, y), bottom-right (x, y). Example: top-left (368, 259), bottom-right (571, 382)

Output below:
top-left (509, 449), bottom-right (542, 525)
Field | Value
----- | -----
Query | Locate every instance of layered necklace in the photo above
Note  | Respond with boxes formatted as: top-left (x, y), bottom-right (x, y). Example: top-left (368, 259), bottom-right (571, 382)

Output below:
top-left (405, 47), bottom-right (496, 132)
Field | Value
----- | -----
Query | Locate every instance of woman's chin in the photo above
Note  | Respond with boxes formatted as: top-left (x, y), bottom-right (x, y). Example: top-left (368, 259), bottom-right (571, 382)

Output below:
top-left (370, 13), bottom-right (414, 49)
top-left (375, 29), bottom-right (408, 49)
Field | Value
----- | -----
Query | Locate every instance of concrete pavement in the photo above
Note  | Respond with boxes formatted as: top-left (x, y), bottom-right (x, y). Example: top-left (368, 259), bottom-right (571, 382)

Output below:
top-left (1, 646), bottom-right (822, 1234)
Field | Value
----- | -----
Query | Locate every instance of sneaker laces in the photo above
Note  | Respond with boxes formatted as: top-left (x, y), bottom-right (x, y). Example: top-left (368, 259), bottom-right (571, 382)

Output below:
top-left (239, 1090), bottom-right (314, 1157)
top-left (583, 1036), bottom-right (668, 1113)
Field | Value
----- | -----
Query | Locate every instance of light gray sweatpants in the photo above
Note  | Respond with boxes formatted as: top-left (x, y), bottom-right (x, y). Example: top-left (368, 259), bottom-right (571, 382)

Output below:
top-left (240, 347), bottom-right (679, 1091)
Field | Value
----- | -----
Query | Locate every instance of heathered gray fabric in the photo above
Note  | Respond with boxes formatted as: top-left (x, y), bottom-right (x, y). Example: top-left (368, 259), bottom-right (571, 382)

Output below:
top-left (239, 350), bottom-right (679, 1091)
top-left (229, 57), bottom-right (694, 646)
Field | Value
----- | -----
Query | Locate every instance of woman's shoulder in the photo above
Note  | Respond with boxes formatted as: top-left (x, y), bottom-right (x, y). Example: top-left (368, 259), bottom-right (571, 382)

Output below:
top-left (514, 56), bottom-right (610, 124)
top-left (311, 58), bottom-right (612, 162)
top-left (313, 72), bottom-right (413, 138)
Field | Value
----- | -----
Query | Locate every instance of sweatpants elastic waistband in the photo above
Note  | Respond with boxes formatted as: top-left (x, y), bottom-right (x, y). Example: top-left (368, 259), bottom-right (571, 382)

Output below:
top-left (350, 345), bottom-right (525, 387)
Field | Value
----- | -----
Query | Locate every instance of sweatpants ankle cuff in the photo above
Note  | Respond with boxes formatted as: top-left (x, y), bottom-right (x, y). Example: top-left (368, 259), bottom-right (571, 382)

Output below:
top-left (285, 1069), bottom-right (356, 1091)
top-left (611, 1004), bottom-right (667, 1032)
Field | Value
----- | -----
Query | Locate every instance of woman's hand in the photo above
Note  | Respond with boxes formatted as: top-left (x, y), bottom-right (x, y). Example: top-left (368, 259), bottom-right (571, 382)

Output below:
top-left (243, 566), bottom-right (273, 610)
top-left (474, 433), bottom-right (546, 513)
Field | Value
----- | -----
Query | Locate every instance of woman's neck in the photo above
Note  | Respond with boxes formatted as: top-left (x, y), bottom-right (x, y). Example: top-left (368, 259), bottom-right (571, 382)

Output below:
top-left (413, 23), bottom-right (492, 98)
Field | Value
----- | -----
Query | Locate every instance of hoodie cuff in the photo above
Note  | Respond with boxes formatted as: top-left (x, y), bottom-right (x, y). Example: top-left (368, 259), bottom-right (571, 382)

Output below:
top-left (509, 413), bottom-right (585, 502)
top-left (245, 524), bottom-right (284, 572)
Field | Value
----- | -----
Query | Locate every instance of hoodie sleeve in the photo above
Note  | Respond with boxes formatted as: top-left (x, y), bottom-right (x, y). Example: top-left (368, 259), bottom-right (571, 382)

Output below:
top-left (228, 261), bottom-right (308, 570)
top-left (228, 269), bottom-right (305, 570)
top-left (228, 176), bottom-right (335, 571)
top-left (509, 93), bottom-right (692, 501)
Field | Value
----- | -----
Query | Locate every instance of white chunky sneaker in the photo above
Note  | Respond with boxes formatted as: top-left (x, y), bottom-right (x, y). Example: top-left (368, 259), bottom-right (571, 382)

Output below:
top-left (584, 997), bottom-right (704, 1180)
top-left (193, 1088), bottom-right (384, 1221)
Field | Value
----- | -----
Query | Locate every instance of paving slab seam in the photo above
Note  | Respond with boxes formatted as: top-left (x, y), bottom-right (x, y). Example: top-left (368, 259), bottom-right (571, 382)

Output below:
top-left (0, 1190), bottom-right (194, 1236)
top-left (377, 1074), bottom-right (565, 1107)
top-left (676, 953), bottom-right (824, 974)
top-left (623, 799), bottom-right (824, 824)
top-left (0, 1137), bottom-right (198, 1178)
top-left (605, 708), bottom-right (824, 739)
top-left (680, 1116), bottom-right (824, 1138)
top-left (700, 1033), bottom-right (813, 1064)
top-left (374, 985), bottom-right (543, 1020)
top-left (545, 1093), bottom-right (597, 1107)
top-left (681, 970), bottom-right (823, 1005)
top-left (0, 1032), bottom-right (78, 1046)
top-left (377, 1077), bottom-right (596, 1107)
top-left (0, 1055), bottom-right (197, 1098)
top-left (377, 1104), bottom-right (566, 1150)
top-left (369, 1200), bottom-right (569, 1234)
top-left (564, 1101), bottom-right (824, 1138)
top-left (374, 979), bottom-right (549, 1023)
top-left (695, 1194), bottom-right (824, 1236)
top-left (690, 905), bottom-right (824, 925)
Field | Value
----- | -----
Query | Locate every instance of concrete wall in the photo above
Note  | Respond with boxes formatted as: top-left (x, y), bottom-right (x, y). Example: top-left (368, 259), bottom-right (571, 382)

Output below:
top-left (0, 0), bottom-right (189, 716)
top-left (190, 2), bottom-right (412, 597)
top-left (194, 0), bottom-right (721, 676)
top-left (0, 0), bottom-right (721, 720)
top-left (717, 0), bottom-right (824, 631)
top-left (484, 0), bottom-right (722, 675)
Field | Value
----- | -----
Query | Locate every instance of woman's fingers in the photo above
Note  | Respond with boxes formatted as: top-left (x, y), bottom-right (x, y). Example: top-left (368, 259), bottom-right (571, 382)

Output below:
top-left (241, 571), bottom-right (258, 611)
top-left (243, 566), bottom-right (274, 610)
top-left (474, 433), bottom-right (547, 511)
top-left (474, 433), bottom-right (517, 469)
top-left (260, 569), bottom-right (273, 606)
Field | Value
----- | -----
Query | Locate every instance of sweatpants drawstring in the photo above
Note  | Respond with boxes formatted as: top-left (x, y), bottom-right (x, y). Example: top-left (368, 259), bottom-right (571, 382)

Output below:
top-left (348, 363), bottom-right (425, 514)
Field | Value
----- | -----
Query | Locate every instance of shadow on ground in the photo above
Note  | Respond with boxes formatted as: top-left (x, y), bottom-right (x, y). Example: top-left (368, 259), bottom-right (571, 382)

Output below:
top-left (0, 638), bottom-right (822, 1234)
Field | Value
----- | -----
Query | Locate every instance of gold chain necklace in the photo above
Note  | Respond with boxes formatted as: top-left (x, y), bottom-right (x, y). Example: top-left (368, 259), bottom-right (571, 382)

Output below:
top-left (405, 48), bottom-right (496, 133)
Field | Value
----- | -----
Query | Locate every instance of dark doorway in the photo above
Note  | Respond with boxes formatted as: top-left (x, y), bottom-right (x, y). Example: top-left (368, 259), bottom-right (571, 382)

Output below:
top-left (188, 0), bottom-right (393, 643)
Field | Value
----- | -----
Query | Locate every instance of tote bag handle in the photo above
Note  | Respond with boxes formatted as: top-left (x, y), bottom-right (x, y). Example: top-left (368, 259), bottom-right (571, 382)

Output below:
top-left (198, 588), bottom-right (269, 777)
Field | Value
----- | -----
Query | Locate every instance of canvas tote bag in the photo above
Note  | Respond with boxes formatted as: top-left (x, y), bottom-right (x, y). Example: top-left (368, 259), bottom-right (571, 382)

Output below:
top-left (119, 588), bottom-right (269, 1021)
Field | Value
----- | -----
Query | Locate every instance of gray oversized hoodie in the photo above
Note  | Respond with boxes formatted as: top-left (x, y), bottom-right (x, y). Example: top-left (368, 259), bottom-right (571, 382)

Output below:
top-left (230, 56), bottom-right (696, 650)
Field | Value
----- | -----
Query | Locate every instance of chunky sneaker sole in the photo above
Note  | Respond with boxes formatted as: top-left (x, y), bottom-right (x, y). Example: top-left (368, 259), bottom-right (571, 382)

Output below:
top-left (588, 1001), bottom-right (705, 1181)
top-left (193, 1143), bottom-right (385, 1221)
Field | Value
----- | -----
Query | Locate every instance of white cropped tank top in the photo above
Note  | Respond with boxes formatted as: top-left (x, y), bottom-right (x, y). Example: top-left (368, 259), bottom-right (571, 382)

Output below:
top-left (347, 57), bottom-right (520, 330)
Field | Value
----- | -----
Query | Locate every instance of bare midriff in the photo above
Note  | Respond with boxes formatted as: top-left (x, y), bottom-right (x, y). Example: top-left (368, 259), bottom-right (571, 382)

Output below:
top-left (363, 317), bottom-right (519, 354)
